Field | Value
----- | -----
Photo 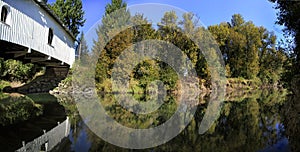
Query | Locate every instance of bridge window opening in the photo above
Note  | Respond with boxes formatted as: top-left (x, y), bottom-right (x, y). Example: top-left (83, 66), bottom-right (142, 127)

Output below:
top-left (48, 28), bottom-right (54, 45)
top-left (1, 6), bottom-right (8, 23)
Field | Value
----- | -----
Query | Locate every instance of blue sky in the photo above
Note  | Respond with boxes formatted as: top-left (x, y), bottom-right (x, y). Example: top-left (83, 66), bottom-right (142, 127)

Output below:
top-left (48, 0), bottom-right (284, 40)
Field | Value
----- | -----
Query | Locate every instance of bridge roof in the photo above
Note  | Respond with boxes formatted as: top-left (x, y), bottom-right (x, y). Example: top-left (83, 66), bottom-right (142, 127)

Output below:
top-left (33, 0), bottom-right (76, 40)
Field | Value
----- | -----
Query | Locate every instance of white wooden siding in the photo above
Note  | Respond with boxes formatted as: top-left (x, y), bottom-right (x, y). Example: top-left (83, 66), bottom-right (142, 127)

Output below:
top-left (0, 0), bottom-right (75, 66)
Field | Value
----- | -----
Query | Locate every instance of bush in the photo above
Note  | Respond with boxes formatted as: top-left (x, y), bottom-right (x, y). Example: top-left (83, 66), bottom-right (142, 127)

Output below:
top-left (0, 80), bottom-right (10, 91)
top-left (0, 58), bottom-right (41, 82)
top-left (96, 78), bottom-right (112, 93)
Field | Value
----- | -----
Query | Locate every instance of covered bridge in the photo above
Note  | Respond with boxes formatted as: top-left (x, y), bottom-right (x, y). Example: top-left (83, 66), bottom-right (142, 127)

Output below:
top-left (0, 0), bottom-right (77, 93)
top-left (0, 0), bottom-right (76, 67)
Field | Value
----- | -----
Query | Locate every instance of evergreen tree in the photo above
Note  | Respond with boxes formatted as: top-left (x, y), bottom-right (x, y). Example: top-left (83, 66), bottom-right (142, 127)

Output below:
top-left (78, 32), bottom-right (89, 63)
top-left (48, 0), bottom-right (86, 37)
top-left (160, 11), bottom-right (178, 29)
top-left (93, 0), bottom-right (132, 86)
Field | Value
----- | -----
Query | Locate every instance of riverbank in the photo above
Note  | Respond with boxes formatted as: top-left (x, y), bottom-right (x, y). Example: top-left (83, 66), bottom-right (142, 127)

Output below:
top-left (50, 74), bottom-right (287, 98)
top-left (0, 67), bottom-right (69, 94)
top-left (1, 73), bottom-right (287, 99)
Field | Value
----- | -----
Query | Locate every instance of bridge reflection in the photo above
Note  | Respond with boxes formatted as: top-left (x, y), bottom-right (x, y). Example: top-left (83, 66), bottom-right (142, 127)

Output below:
top-left (16, 117), bottom-right (70, 152)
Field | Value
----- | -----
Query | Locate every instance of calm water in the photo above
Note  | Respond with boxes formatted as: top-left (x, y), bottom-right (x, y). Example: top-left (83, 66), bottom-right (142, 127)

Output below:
top-left (0, 93), bottom-right (66, 151)
top-left (0, 89), bottom-right (297, 152)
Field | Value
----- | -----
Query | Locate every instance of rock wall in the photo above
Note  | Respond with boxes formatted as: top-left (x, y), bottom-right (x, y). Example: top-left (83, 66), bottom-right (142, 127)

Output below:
top-left (4, 67), bottom-right (69, 94)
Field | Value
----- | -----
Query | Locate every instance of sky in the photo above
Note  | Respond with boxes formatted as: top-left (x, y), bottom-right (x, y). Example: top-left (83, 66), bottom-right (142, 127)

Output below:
top-left (48, 0), bottom-right (284, 42)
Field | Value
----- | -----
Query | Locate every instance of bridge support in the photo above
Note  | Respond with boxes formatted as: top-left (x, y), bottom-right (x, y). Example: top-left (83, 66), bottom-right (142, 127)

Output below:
top-left (4, 67), bottom-right (69, 94)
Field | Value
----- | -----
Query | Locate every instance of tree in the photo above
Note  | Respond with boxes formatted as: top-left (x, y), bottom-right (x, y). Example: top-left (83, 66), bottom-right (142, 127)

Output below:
top-left (48, 0), bottom-right (86, 37)
top-left (227, 14), bottom-right (261, 79)
top-left (179, 13), bottom-right (199, 66)
top-left (270, 0), bottom-right (300, 75)
top-left (93, 0), bottom-right (132, 87)
top-left (131, 13), bottom-right (157, 42)
top-left (160, 11), bottom-right (178, 29)
top-left (209, 15), bottom-right (258, 79)
top-left (208, 14), bottom-right (286, 84)
top-left (78, 32), bottom-right (89, 63)
top-left (104, 0), bottom-right (127, 15)
top-left (231, 14), bottom-right (245, 27)
top-left (157, 11), bottom-right (185, 74)
top-left (257, 28), bottom-right (286, 85)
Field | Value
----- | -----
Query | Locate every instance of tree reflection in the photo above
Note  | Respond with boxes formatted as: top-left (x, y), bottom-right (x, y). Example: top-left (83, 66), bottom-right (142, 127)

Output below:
top-left (0, 94), bottom-right (43, 126)
top-left (281, 94), bottom-right (300, 152)
top-left (59, 89), bottom-right (292, 151)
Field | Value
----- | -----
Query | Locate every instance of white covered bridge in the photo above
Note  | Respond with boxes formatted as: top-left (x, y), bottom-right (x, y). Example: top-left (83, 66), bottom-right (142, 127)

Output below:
top-left (0, 0), bottom-right (75, 67)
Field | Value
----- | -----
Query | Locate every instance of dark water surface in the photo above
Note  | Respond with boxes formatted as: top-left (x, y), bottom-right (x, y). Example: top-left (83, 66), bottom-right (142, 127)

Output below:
top-left (0, 89), bottom-right (298, 152)
top-left (0, 93), bottom-right (66, 151)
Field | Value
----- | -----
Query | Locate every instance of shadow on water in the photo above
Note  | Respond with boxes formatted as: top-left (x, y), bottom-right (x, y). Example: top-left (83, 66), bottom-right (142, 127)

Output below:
top-left (0, 93), bottom-right (66, 152)
top-left (51, 88), bottom-right (299, 152)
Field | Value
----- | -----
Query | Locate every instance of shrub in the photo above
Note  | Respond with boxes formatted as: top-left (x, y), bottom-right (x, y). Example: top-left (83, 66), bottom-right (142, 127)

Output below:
top-left (1, 59), bottom-right (41, 82)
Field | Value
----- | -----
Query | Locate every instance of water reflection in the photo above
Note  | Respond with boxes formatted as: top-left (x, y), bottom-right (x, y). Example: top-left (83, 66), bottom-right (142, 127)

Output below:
top-left (280, 94), bottom-right (300, 152)
top-left (54, 89), bottom-right (293, 152)
top-left (0, 94), bottom-right (42, 126)
top-left (0, 93), bottom-right (66, 152)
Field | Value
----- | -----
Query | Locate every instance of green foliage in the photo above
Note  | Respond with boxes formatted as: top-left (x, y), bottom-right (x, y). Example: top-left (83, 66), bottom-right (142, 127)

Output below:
top-left (48, 0), bottom-right (86, 37)
top-left (129, 79), bottom-right (144, 94)
top-left (104, 0), bottom-right (127, 15)
top-left (92, 0), bottom-right (288, 92)
top-left (209, 15), bottom-right (260, 79)
top-left (0, 95), bottom-right (43, 126)
top-left (208, 14), bottom-right (287, 84)
top-left (133, 59), bottom-right (160, 88)
top-left (0, 59), bottom-right (40, 82)
top-left (258, 29), bottom-right (287, 85)
top-left (160, 11), bottom-right (178, 29)
top-left (231, 14), bottom-right (245, 27)
top-left (0, 80), bottom-right (9, 91)
top-left (270, 0), bottom-right (300, 75)
top-left (93, 0), bottom-right (131, 84)
top-left (96, 78), bottom-right (112, 92)
top-left (159, 65), bottom-right (178, 90)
